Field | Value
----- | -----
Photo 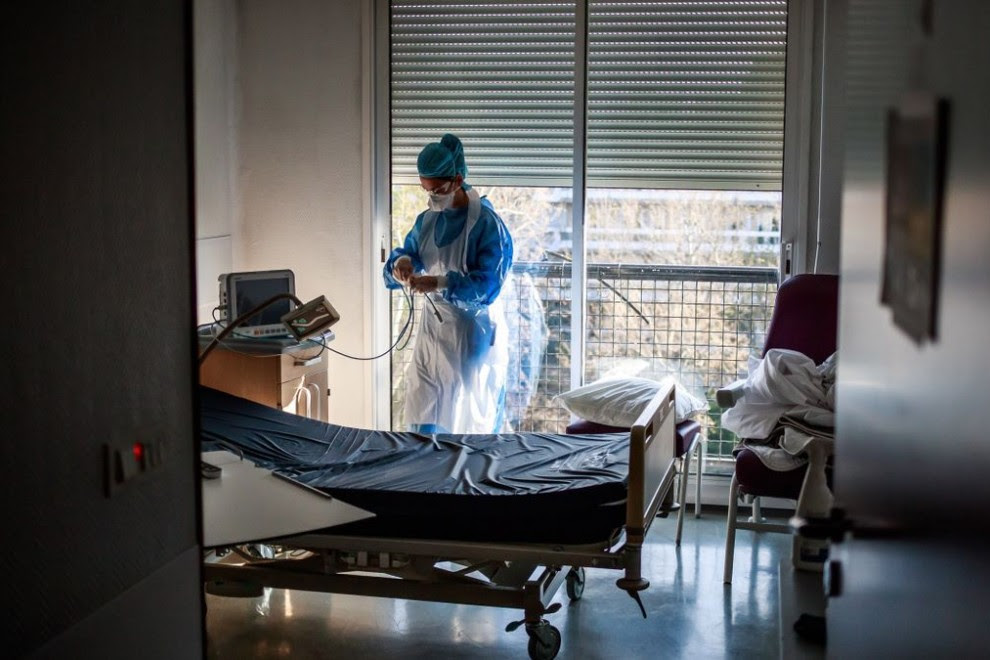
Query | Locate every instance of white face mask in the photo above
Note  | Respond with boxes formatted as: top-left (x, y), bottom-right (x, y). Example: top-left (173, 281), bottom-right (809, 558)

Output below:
top-left (428, 190), bottom-right (455, 211)
top-left (425, 179), bottom-right (457, 211)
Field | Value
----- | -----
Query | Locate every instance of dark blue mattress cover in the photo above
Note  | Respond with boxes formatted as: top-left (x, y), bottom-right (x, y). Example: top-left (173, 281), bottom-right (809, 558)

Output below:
top-left (200, 386), bottom-right (631, 544)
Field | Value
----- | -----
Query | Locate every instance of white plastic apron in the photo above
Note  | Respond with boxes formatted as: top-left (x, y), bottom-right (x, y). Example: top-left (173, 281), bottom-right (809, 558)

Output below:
top-left (405, 188), bottom-right (509, 434)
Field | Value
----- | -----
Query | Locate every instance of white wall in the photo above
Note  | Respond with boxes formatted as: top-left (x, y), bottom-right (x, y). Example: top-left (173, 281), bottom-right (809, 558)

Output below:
top-left (808, 0), bottom-right (844, 274)
top-left (782, 0), bottom-right (843, 277)
top-left (194, 0), bottom-right (373, 426)
top-left (233, 0), bottom-right (373, 427)
top-left (194, 0), bottom-right (237, 323)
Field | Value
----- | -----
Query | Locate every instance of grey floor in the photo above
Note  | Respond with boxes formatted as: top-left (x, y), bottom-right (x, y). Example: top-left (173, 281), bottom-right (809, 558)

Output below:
top-left (205, 509), bottom-right (791, 659)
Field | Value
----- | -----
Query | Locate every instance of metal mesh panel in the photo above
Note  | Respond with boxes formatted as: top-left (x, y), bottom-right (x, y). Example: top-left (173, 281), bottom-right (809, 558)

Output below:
top-left (390, 263), bottom-right (776, 462)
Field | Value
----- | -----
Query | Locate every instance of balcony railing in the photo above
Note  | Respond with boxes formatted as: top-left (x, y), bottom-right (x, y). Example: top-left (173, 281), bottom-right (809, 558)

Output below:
top-left (390, 263), bottom-right (778, 463)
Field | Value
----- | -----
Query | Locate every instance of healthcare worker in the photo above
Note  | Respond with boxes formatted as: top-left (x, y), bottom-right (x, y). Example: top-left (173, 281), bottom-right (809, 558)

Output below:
top-left (384, 133), bottom-right (513, 434)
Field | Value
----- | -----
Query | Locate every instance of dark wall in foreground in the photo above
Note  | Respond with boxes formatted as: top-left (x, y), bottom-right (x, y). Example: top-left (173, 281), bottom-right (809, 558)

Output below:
top-left (1, 2), bottom-right (202, 656)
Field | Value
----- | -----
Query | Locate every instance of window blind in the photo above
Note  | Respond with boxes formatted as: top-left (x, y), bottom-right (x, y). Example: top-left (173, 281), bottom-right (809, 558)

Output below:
top-left (390, 0), bottom-right (787, 190)
top-left (587, 1), bottom-right (787, 189)
top-left (390, 1), bottom-right (577, 186)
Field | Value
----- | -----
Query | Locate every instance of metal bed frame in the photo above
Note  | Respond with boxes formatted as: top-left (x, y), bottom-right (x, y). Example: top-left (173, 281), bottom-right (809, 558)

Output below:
top-left (203, 382), bottom-right (677, 660)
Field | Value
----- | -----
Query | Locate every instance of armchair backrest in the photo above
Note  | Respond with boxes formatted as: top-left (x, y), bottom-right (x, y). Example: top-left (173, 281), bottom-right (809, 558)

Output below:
top-left (762, 274), bottom-right (839, 365)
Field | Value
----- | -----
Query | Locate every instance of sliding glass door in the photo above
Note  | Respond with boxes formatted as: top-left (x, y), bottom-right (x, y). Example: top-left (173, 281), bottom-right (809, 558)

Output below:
top-left (383, 0), bottom-right (786, 462)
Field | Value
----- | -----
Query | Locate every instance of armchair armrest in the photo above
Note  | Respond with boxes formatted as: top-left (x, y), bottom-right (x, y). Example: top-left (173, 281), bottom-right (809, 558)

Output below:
top-left (716, 379), bottom-right (748, 409)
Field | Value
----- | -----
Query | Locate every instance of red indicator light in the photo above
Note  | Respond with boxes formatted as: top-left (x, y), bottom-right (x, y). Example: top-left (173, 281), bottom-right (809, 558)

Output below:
top-left (133, 443), bottom-right (144, 462)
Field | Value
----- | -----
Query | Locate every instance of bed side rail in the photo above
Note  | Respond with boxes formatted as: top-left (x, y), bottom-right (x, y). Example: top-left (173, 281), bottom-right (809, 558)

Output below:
top-left (626, 381), bottom-right (676, 541)
top-left (618, 380), bottom-right (677, 614)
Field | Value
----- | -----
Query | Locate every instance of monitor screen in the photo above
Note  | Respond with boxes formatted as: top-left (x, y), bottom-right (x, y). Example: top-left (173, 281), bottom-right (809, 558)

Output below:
top-left (235, 278), bottom-right (292, 325)
top-left (224, 270), bottom-right (295, 336)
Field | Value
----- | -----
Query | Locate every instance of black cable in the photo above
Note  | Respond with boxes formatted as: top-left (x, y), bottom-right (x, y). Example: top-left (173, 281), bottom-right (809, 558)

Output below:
top-left (397, 292), bottom-right (415, 351)
top-left (199, 288), bottom-right (416, 364)
top-left (275, 336), bottom-right (327, 362)
top-left (198, 292), bottom-right (303, 364)
top-left (202, 310), bottom-right (281, 359)
top-left (206, 307), bottom-right (250, 342)
top-left (544, 249), bottom-right (650, 325)
top-left (209, 305), bottom-right (282, 342)
top-left (314, 286), bottom-right (415, 361)
top-left (204, 302), bottom-right (325, 361)
top-left (206, 334), bottom-right (325, 362)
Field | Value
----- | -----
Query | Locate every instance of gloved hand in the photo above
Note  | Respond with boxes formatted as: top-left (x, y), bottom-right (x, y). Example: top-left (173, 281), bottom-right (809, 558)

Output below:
top-left (408, 274), bottom-right (439, 294)
top-left (392, 256), bottom-right (413, 283)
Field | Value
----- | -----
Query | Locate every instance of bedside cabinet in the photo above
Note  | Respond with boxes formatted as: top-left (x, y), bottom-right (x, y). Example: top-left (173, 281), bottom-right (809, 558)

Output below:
top-left (199, 340), bottom-right (330, 422)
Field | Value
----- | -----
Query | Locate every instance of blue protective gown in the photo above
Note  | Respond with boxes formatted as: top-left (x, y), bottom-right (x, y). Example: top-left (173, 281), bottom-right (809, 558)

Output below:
top-left (384, 189), bottom-right (513, 433)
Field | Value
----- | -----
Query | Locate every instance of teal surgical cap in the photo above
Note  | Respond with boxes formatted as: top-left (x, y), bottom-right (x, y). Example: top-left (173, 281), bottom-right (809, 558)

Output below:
top-left (417, 133), bottom-right (468, 179)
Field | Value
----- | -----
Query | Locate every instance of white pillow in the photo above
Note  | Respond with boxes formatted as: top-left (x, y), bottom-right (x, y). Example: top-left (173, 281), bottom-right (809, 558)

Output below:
top-left (556, 376), bottom-right (708, 427)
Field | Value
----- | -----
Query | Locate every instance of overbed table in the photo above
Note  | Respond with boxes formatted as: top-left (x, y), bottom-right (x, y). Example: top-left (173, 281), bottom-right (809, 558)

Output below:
top-left (201, 450), bottom-right (373, 548)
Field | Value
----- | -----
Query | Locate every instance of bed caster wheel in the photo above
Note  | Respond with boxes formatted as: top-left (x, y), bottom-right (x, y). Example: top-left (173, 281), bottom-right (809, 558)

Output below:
top-left (566, 567), bottom-right (585, 601)
top-left (526, 620), bottom-right (561, 660)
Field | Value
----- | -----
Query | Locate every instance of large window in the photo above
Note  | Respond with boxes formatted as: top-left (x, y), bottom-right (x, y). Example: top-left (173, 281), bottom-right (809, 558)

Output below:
top-left (385, 0), bottom-right (787, 463)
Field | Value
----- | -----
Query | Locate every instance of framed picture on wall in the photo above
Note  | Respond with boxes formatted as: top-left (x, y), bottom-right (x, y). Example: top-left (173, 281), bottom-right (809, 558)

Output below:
top-left (880, 92), bottom-right (949, 344)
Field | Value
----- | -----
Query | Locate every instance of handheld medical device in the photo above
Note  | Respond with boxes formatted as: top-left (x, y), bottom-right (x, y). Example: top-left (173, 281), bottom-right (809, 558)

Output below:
top-left (281, 295), bottom-right (340, 341)
top-left (218, 270), bottom-right (296, 337)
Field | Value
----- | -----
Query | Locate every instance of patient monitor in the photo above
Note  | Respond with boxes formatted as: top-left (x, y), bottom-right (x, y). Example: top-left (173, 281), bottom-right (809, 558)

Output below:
top-left (218, 269), bottom-right (296, 337)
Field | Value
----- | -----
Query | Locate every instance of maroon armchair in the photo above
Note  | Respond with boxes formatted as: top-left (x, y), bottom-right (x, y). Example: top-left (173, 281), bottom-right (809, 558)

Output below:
top-left (721, 273), bottom-right (839, 584)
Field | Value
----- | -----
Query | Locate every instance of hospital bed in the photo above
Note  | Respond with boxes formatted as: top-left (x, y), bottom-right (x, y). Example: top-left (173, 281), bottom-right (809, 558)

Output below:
top-left (200, 382), bottom-right (677, 660)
